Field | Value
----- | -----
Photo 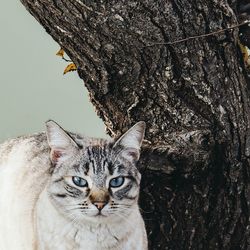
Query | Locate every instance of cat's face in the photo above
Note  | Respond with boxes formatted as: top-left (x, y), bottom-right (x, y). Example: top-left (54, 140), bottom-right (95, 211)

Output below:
top-left (45, 121), bottom-right (145, 223)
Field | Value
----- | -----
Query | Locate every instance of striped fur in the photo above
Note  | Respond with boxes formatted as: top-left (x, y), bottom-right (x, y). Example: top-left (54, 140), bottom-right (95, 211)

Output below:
top-left (0, 121), bottom-right (148, 250)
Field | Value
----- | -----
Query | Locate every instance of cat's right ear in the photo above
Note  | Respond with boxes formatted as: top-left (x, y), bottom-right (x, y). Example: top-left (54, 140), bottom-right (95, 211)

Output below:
top-left (45, 120), bottom-right (79, 164)
top-left (113, 121), bottom-right (146, 162)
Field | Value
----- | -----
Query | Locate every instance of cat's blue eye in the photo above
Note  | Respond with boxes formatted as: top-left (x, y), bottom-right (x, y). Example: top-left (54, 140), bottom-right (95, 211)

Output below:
top-left (109, 176), bottom-right (125, 188)
top-left (72, 176), bottom-right (88, 187)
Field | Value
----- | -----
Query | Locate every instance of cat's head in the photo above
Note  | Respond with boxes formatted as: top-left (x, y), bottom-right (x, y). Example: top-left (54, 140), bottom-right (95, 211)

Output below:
top-left (45, 120), bottom-right (145, 223)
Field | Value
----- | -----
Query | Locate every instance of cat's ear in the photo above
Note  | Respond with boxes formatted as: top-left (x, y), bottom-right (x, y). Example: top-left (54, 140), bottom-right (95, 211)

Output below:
top-left (46, 120), bottom-right (79, 164)
top-left (113, 121), bottom-right (146, 162)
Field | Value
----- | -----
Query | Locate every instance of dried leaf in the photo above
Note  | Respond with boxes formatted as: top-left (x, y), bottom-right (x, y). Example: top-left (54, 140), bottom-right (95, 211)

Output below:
top-left (239, 42), bottom-right (250, 66)
top-left (63, 63), bottom-right (77, 75)
top-left (56, 48), bottom-right (65, 57)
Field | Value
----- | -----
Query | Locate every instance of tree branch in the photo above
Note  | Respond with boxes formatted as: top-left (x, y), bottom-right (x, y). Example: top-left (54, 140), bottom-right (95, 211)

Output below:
top-left (144, 20), bottom-right (250, 47)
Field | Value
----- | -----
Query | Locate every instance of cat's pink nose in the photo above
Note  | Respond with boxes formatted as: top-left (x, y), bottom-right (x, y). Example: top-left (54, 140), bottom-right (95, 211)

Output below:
top-left (94, 202), bottom-right (106, 211)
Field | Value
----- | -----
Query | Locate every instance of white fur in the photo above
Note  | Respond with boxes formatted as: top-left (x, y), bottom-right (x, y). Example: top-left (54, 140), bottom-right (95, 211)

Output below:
top-left (0, 137), bottom-right (50, 250)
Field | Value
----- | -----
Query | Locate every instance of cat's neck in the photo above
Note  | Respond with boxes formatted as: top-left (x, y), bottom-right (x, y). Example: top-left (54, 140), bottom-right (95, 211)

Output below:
top-left (36, 187), bottom-right (144, 250)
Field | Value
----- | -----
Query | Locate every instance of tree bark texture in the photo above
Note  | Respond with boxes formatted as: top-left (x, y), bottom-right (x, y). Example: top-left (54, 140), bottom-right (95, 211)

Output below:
top-left (20, 0), bottom-right (250, 249)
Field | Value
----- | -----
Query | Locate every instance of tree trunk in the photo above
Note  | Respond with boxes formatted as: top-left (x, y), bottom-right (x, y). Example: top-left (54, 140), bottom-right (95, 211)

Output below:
top-left (20, 0), bottom-right (250, 249)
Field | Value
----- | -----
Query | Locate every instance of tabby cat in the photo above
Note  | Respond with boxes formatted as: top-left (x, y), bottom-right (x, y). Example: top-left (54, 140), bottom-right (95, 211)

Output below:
top-left (0, 121), bottom-right (147, 250)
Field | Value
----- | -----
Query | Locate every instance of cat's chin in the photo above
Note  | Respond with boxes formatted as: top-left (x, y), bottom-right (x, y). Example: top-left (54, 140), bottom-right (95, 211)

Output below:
top-left (94, 212), bottom-right (108, 217)
top-left (92, 214), bottom-right (109, 221)
top-left (70, 212), bottom-right (123, 225)
top-left (86, 212), bottom-right (114, 221)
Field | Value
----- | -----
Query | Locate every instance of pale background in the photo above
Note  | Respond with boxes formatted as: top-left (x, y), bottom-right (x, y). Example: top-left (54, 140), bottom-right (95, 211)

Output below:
top-left (0, 2), bottom-right (107, 142)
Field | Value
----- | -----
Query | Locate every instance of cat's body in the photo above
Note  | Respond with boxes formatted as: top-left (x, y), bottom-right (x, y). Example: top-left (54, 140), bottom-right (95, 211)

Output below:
top-left (0, 122), bottom-right (147, 250)
top-left (0, 133), bottom-right (50, 250)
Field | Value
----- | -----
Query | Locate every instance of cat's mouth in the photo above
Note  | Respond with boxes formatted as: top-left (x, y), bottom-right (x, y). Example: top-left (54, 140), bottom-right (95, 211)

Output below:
top-left (94, 211), bottom-right (108, 217)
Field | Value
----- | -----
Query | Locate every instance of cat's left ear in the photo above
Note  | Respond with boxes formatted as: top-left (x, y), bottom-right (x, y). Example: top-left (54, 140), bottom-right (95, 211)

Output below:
top-left (113, 121), bottom-right (146, 162)
top-left (46, 120), bottom-right (80, 164)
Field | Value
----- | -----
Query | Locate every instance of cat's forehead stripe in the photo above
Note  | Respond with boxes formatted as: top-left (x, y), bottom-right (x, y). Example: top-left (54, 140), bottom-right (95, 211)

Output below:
top-left (86, 145), bottom-right (111, 174)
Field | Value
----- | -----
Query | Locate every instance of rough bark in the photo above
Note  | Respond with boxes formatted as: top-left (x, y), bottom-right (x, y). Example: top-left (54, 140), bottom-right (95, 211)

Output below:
top-left (20, 0), bottom-right (250, 249)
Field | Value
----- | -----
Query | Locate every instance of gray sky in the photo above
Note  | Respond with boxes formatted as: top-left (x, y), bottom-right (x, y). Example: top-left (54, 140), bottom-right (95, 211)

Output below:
top-left (0, 2), bottom-right (107, 142)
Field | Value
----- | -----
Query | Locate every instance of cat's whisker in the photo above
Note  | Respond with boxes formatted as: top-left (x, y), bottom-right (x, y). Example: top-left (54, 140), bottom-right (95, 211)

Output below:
top-left (64, 204), bottom-right (90, 212)
top-left (110, 205), bottom-right (138, 211)
top-left (112, 204), bottom-right (135, 208)
top-left (110, 208), bottom-right (138, 213)
top-left (65, 203), bottom-right (87, 207)
top-left (114, 212), bottom-right (136, 229)
top-left (65, 207), bottom-right (80, 212)
top-left (65, 202), bottom-right (88, 207)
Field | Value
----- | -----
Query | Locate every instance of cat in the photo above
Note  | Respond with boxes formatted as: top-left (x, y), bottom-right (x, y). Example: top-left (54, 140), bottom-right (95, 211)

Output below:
top-left (0, 120), bottom-right (147, 250)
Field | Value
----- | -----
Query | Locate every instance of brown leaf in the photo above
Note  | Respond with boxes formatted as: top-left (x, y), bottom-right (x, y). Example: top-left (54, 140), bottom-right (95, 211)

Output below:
top-left (63, 63), bottom-right (77, 75)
